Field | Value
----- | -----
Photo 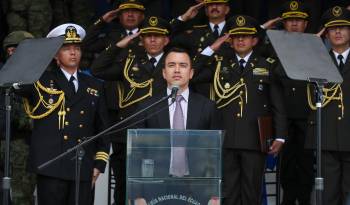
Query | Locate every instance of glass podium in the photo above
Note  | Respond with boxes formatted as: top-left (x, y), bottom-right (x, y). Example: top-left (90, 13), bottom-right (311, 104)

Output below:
top-left (126, 129), bottom-right (223, 205)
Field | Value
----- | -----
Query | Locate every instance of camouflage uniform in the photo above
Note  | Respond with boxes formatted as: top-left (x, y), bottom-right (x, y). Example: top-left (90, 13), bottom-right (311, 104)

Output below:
top-left (5, 0), bottom-right (52, 37)
top-left (50, 0), bottom-right (95, 29)
top-left (0, 95), bottom-right (36, 205)
top-left (0, 31), bottom-right (36, 205)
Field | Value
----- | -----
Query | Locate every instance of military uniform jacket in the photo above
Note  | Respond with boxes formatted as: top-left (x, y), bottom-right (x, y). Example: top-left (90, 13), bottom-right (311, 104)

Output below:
top-left (306, 52), bottom-right (350, 151)
top-left (170, 19), bottom-right (229, 56)
top-left (83, 18), bottom-right (139, 53)
top-left (83, 20), bottom-right (142, 111)
top-left (91, 45), bottom-right (167, 143)
top-left (17, 68), bottom-right (110, 181)
top-left (194, 49), bottom-right (287, 150)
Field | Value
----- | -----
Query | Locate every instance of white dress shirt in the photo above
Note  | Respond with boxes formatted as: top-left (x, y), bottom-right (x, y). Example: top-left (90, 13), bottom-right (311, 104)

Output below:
top-left (147, 52), bottom-right (164, 67)
top-left (167, 87), bottom-right (189, 129)
top-left (60, 68), bottom-right (78, 92)
top-left (332, 48), bottom-right (350, 66)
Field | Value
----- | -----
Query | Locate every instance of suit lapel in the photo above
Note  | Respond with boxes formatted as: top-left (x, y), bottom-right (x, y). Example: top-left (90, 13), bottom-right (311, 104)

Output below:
top-left (157, 99), bottom-right (171, 128)
top-left (186, 91), bottom-right (200, 129)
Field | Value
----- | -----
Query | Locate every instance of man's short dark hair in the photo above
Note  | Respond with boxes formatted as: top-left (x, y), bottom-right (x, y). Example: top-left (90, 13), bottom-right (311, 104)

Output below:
top-left (163, 47), bottom-right (192, 68)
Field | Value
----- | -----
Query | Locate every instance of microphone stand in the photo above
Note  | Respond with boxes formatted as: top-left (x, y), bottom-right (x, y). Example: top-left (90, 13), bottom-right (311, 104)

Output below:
top-left (38, 92), bottom-right (176, 205)
top-left (2, 87), bottom-right (12, 205)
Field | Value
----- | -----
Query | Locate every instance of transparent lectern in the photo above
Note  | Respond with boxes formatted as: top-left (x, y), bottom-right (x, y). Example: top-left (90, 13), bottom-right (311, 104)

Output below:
top-left (126, 129), bottom-right (223, 205)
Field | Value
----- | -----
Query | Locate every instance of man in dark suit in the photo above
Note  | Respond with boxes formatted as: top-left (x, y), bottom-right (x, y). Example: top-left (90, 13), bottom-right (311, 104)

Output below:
top-left (16, 23), bottom-right (110, 205)
top-left (306, 6), bottom-right (350, 205)
top-left (130, 47), bottom-right (221, 205)
top-left (192, 15), bottom-right (288, 205)
top-left (91, 16), bottom-right (170, 205)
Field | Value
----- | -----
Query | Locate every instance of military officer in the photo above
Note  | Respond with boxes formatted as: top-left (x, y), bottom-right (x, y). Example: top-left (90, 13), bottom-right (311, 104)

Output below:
top-left (170, 0), bottom-right (231, 99)
top-left (264, 2), bottom-right (315, 205)
top-left (305, 6), bottom-right (350, 205)
top-left (194, 15), bottom-right (287, 205)
top-left (83, 0), bottom-right (145, 55)
top-left (15, 23), bottom-right (110, 205)
top-left (91, 16), bottom-right (170, 205)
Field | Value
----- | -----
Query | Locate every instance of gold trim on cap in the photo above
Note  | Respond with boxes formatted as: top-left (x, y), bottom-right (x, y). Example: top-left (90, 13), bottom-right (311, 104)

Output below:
top-left (203, 0), bottom-right (228, 3)
top-left (140, 27), bottom-right (169, 35)
top-left (325, 20), bottom-right (350, 28)
top-left (282, 11), bottom-right (309, 19)
top-left (229, 27), bottom-right (257, 35)
top-left (119, 3), bottom-right (145, 11)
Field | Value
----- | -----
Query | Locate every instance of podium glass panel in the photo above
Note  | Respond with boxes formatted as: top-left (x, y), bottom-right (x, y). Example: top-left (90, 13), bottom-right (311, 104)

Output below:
top-left (126, 129), bottom-right (223, 205)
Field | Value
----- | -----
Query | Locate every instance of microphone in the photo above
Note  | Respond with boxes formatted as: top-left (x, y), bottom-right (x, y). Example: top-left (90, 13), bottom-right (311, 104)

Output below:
top-left (170, 85), bottom-right (179, 102)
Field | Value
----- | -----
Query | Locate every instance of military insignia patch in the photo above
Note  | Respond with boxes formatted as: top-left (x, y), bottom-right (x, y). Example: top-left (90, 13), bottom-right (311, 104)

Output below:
top-left (87, 88), bottom-right (99, 96)
top-left (236, 16), bottom-right (246, 27)
top-left (149, 16), bottom-right (158, 26)
top-left (253, 68), bottom-right (269, 76)
top-left (332, 6), bottom-right (342, 17)
top-left (290, 1), bottom-right (298, 11)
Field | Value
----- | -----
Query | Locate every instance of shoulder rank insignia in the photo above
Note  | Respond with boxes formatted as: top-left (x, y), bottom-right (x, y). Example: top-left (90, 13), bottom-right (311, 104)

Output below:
top-left (266, 57), bottom-right (276, 64)
top-left (253, 68), bottom-right (269, 76)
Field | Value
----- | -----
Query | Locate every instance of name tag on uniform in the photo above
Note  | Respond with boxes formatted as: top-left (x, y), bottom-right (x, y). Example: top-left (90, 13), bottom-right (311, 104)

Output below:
top-left (253, 68), bottom-right (269, 76)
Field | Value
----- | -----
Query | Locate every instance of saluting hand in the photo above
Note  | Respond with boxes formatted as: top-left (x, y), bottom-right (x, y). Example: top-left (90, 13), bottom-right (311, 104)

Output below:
top-left (268, 140), bottom-right (284, 156)
top-left (210, 33), bottom-right (230, 51)
top-left (102, 8), bottom-right (120, 23)
top-left (116, 31), bottom-right (141, 48)
top-left (181, 2), bottom-right (205, 22)
top-left (316, 27), bottom-right (325, 38)
top-left (262, 17), bottom-right (282, 30)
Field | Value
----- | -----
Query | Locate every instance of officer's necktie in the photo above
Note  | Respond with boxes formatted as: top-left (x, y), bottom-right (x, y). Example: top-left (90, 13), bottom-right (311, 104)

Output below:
top-left (69, 76), bottom-right (76, 94)
top-left (239, 59), bottom-right (246, 73)
top-left (169, 95), bottom-right (189, 177)
top-left (149, 57), bottom-right (157, 70)
top-left (338, 54), bottom-right (345, 72)
top-left (213, 24), bottom-right (219, 38)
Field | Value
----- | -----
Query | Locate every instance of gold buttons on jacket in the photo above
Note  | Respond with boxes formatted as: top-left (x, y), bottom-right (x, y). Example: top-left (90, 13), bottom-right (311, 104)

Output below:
top-left (80, 110), bottom-right (84, 115)
top-left (77, 139), bottom-right (82, 143)
top-left (79, 124), bottom-right (83, 128)
top-left (338, 117), bottom-right (342, 120)
top-left (66, 108), bottom-right (70, 112)
top-left (292, 88), bottom-right (296, 91)
top-left (65, 121), bottom-right (69, 126)
top-left (338, 104), bottom-right (342, 108)
top-left (64, 135), bottom-right (68, 140)
top-left (236, 113), bottom-right (241, 117)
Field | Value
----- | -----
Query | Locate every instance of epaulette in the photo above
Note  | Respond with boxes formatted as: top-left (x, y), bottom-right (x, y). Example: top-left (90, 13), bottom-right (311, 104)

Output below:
top-left (193, 24), bottom-right (208, 28)
top-left (266, 57), bottom-right (276, 64)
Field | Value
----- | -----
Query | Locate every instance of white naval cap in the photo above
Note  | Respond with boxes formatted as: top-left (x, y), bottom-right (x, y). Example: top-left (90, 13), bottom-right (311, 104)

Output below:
top-left (46, 23), bottom-right (86, 44)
